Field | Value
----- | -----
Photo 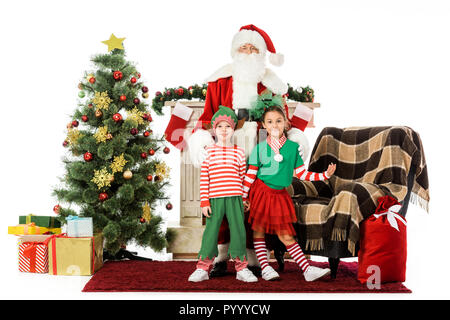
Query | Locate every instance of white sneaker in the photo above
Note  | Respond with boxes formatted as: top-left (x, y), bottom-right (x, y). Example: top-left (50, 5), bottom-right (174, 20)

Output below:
top-left (261, 266), bottom-right (280, 281)
top-left (236, 268), bottom-right (258, 282)
top-left (188, 269), bottom-right (209, 282)
top-left (303, 266), bottom-right (331, 282)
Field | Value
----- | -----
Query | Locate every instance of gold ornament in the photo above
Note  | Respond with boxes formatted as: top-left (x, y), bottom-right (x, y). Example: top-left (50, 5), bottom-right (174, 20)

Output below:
top-left (91, 168), bottom-right (114, 189)
top-left (66, 128), bottom-right (82, 146)
top-left (94, 126), bottom-right (109, 143)
top-left (142, 92), bottom-right (149, 99)
top-left (102, 34), bottom-right (126, 52)
top-left (202, 88), bottom-right (207, 96)
top-left (155, 162), bottom-right (170, 180)
top-left (110, 153), bottom-right (128, 173)
top-left (123, 170), bottom-right (133, 180)
top-left (93, 91), bottom-right (112, 110)
top-left (106, 133), bottom-right (113, 140)
top-left (126, 107), bottom-right (146, 126)
top-left (142, 202), bottom-right (151, 222)
top-left (95, 109), bottom-right (103, 118)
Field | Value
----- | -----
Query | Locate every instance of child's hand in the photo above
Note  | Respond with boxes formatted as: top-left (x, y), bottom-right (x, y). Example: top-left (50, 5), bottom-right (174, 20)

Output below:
top-left (243, 201), bottom-right (250, 212)
top-left (202, 206), bottom-right (212, 218)
top-left (326, 163), bottom-right (336, 178)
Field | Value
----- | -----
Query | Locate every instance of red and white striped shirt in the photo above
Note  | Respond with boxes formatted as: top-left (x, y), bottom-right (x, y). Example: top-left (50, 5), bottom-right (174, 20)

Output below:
top-left (200, 144), bottom-right (246, 207)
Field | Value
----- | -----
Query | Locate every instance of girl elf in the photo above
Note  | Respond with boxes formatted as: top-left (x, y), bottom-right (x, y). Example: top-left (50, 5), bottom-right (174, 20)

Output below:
top-left (188, 106), bottom-right (258, 283)
top-left (243, 102), bottom-right (336, 282)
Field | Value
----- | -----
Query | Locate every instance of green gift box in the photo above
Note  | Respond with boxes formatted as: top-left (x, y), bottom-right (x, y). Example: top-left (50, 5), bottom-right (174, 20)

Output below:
top-left (19, 214), bottom-right (61, 228)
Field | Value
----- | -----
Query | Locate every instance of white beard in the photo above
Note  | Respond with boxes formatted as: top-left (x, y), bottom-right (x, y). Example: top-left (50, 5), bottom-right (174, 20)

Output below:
top-left (231, 53), bottom-right (266, 111)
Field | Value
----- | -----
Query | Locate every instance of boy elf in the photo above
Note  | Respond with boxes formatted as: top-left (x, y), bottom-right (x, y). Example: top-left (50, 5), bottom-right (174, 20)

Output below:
top-left (188, 106), bottom-right (258, 282)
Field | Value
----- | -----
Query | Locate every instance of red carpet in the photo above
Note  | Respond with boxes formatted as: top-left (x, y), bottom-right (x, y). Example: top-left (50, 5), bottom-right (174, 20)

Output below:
top-left (82, 260), bottom-right (411, 293)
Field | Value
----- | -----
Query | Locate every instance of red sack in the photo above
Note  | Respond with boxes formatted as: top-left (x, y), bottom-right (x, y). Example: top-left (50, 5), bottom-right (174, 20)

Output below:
top-left (358, 195), bottom-right (407, 284)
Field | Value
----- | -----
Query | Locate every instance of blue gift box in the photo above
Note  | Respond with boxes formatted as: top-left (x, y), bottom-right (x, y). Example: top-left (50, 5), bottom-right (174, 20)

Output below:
top-left (66, 216), bottom-right (93, 237)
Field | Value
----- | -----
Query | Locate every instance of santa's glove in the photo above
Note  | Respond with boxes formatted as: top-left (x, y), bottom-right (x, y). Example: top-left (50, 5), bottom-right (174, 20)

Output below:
top-left (186, 128), bottom-right (214, 167)
top-left (287, 127), bottom-right (310, 161)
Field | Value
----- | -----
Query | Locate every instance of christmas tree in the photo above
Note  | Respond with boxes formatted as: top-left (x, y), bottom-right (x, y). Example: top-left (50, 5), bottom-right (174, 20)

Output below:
top-left (53, 34), bottom-right (174, 255)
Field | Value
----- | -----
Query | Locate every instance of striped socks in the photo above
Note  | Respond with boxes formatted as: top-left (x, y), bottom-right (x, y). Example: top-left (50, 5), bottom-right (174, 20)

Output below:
top-left (286, 242), bottom-right (310, 272)
top-left (253, 238), bottom-right (269, 271)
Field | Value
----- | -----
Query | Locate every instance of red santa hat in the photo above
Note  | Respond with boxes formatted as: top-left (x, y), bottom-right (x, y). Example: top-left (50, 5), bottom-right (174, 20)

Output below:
top-left (231, 24), bottom-right (284, 66)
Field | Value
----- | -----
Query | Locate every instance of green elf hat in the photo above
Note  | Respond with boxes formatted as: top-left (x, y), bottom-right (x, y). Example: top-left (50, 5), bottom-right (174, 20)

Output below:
top-left (211, 105), bottom-right (238, 129)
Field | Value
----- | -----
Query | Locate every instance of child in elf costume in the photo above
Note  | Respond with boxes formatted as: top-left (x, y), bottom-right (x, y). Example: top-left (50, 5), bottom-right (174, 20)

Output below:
top-left (243, 99), bottom-right (337, 282)
top-left (188, 106), bottom-right (258, 283)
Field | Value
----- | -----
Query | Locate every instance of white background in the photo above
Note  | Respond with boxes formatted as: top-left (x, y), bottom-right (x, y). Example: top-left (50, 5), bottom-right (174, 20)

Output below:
top-left (0, 0), bottom-right (448, 300)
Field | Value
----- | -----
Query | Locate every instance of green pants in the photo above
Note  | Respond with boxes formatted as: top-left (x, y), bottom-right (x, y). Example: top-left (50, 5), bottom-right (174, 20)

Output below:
top-left (198, 196), bottom-right (247, 261)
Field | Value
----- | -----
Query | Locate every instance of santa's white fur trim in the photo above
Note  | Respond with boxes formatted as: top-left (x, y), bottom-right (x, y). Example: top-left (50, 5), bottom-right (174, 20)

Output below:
top-left (230, 29), bottom-right (267, 58)
top-left (269, 52), bottom-right (284, 66)
top-left (233, 122), bottom-right (258, 159)
top-left (205, 64), bottom-right (287, 96)
top-left (185, 129), bottom-right (214, 168)
top-left (261, 68), bottom-right (288, 95)
top-left (246, 248), bottom-right (259, 267)
top-left (214, 243), bottom-right (230, 263)
top-left (287, 128), bottom-right (310, 162)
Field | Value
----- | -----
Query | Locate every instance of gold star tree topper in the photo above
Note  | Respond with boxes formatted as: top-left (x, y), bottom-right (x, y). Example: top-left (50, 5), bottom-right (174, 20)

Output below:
top-left (102, 34), bottom-right (126, 52)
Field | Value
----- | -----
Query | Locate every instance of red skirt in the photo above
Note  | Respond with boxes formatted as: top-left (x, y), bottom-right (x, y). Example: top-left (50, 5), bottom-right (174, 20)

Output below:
top-left (248, 178), bottom-right (297, 236)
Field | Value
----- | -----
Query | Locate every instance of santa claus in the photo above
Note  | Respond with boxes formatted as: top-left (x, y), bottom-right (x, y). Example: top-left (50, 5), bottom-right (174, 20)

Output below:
top-left (164, 24), bottom-right (313, 277)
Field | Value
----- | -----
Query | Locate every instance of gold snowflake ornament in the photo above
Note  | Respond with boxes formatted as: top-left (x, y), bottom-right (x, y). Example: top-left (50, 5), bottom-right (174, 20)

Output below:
top-left (94, 126), bottom-right (109, 143)
top-left (110, 153), bottom-right (128, 173)
top-left (91, 168), bottom-right (114, 189)
top-left (66, 128), bottom-right (82, 146)
top-left (126, 107), bottom-right (146, 126)
top-left (155, 162), bottom-right (170, 180)
top-left (142, 202), bottom-right (152, 222)
top-left (93, 91), bottom-right (112, 110)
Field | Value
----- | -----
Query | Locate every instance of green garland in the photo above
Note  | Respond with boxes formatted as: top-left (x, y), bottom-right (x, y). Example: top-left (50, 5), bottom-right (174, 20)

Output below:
top-left (151, 83), bottom-right (315, 114)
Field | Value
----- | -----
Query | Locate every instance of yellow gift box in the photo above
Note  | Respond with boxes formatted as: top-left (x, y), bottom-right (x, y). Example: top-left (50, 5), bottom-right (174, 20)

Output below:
top-left (8, 223), bottom-right (61, 235)
top-left (47, 233), bottom-right (103, 276)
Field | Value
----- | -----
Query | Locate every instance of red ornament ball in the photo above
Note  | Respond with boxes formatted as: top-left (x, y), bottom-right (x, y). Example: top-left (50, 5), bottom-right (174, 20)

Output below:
top-left (140, 218), bottom-right (146, 223)
top-left (177, 88), bottom-right (184, 96)
top-left (81, 115), bottom-right (88, 122)
top-left (53, 205), bottom-right (61, 214)
top-left (166, 203), bottom-right (173, 210)
top-left (119, 95), bottom-right (127, 101)
top-left (133, 98), bottom-right (140, 105)
top-left (143, 131), bottom-right (150, 137)
top-left (148, 149), bottom-right (155, 156)
top-left (130, 128), bottom-right (138, 135)
top-left (136, 72), bottom-right (141, 79)
top-left (146, 174), bottom-right (153, 181)
top-left (89, 77), bottom-right (96, 84)
top-left (63, 140), bottom-right (69, 147)
top-left (113, 71), bottom-right (123, 80)
top-left (166, 90), bottom-right (171, 96)
top-left (84, 152), bottom-right (93, 162)
top-left (112, 113), bottom-right (123, 122)
top-left (140, 152), bottom-right (148, 159)
top-left (141, 86), bottom-right (149, 93)
top-left (130, 77), bottom-right (137, 84)
top-left (155, 91), bottom-right (162, 96)
top-left (99, 192), bottom-right (108, 201)
top-left (163, 147), bottom-right (170, 154)
top-left (72, 120), bottom-right (79, 127)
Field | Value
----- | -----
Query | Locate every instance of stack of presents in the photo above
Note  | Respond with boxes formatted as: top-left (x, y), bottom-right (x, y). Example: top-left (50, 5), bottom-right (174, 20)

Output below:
top-left (8, 215), bottom-right (103, 276)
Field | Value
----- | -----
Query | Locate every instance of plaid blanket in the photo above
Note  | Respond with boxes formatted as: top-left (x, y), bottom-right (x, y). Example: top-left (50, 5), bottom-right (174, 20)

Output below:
top-left (290, 126), bottom-right (429, 255)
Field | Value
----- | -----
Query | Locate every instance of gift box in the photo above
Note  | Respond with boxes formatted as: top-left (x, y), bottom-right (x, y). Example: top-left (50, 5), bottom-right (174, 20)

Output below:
top-left (18, 235), bottom-right (52, 273)
top-left (358, 195), bottom-right (407, 284)
top-left (8, 223), bottom-right (61, 235)
top-left (19, 214), bottom-right (61, 228)
top-left (46, 233), bottom-right (103, 276)
top-left (66, 215), bottom-right (93, 237)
